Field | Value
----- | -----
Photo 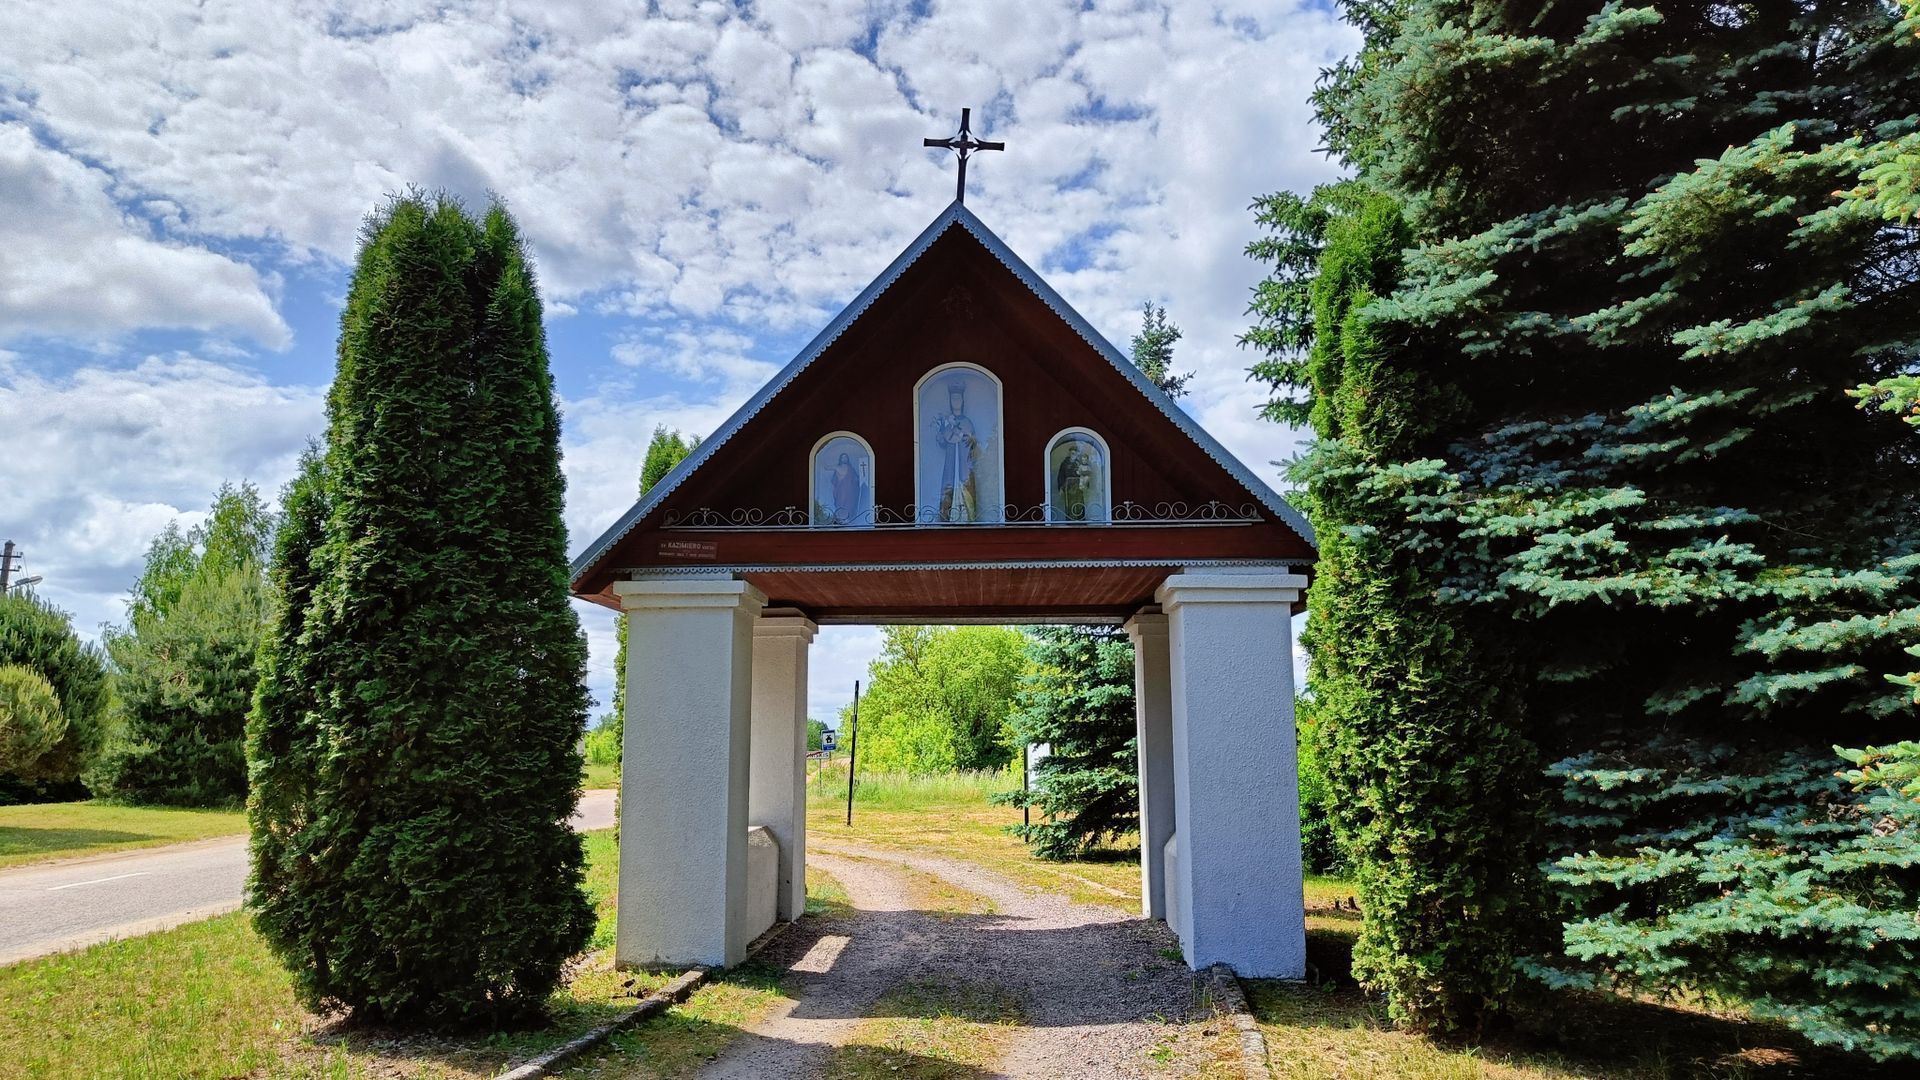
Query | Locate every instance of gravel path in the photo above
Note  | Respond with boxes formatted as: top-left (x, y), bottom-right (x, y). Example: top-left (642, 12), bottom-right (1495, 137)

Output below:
top-left (699, 841), bottom-right (1228, 1079)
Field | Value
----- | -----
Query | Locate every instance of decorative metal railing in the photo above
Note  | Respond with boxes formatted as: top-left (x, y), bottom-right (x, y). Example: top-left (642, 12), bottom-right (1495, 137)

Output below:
top-left (658, 500), bottom-right (1263, 531)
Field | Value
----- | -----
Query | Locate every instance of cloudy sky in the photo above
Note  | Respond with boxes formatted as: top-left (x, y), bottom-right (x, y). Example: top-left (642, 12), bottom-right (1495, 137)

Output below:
top-left (0, 0), bottom-right (1350, 721)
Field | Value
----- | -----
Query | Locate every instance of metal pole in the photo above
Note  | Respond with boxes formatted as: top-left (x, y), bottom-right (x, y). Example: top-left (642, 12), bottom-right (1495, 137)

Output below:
top-left (0, 541), bottom-right (14, 595)
top-left (1022, 741), bottom-right (1030, 828)
top-left (845, 680), bottom-right (860, 827)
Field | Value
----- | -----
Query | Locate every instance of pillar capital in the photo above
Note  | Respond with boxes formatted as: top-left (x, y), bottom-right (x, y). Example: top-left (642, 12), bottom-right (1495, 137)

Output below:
top-left (613, 576), bottom-right (767, 613)
top-left (754, 606), bottom-right (819, 643)
top-left (1124, 605), bottom-right (1168, 641)
top-left (1155, 568), bottom-right (1306, 610)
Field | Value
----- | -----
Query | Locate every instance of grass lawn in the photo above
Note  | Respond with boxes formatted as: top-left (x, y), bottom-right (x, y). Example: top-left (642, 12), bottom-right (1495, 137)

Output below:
top-left (0, 800), bottom-right (247, 869)
top-left (804, 763), bottom-right (1154, 907)
top-left (0, 829), bottom-right (788, 1079)
top-left (581, 760), bottom-right (620, 791)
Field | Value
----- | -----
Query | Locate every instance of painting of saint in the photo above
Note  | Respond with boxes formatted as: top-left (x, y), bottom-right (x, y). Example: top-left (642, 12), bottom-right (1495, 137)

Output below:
top-left (933, 381), bottom-right (979, 521)
top-left (811, 434), bottom-right (873, 526)
top-left (1048, 430), bottom-right (1108, 522)
top-left (917, 366), bottom-right (1001, 523)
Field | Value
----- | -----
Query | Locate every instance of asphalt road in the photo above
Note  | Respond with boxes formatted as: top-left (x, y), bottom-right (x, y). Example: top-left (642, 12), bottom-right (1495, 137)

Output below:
top-left (0, 788), bottom-right (618, 966)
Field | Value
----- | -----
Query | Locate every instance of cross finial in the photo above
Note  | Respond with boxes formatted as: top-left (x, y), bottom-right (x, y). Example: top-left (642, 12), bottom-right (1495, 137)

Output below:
top-left (923, 108), bottom-right (1004, 204)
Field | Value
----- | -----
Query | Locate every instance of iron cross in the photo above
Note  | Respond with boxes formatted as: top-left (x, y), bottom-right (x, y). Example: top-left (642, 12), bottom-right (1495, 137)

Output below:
top-left (923, 108), bottom-right (1004, 204)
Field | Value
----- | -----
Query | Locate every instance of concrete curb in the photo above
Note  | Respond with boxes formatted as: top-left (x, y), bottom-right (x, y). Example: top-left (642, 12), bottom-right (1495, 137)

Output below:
top-left (495, 920), bottom-right (794, 1080)
top-left (1206, 963), bottom-right (1271, 1080)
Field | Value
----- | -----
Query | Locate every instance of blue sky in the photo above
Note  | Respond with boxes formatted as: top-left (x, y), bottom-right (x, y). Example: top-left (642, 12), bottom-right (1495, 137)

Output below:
top-left (0, 0), bottom-right (1350, 719)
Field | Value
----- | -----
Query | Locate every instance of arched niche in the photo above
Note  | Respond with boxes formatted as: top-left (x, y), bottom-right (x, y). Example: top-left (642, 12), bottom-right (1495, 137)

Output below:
top-left (913, 362), bottom-right (1004, 523)
top-left (809, 431), bottom-right (875, 526)
top-left (1044, 426), bottom-right (1112, 523)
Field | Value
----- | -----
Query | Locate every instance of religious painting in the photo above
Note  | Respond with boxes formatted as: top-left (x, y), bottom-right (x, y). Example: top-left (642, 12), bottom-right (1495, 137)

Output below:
top-left (915, 363), bottom-right (1003, 523)
top-left (811, 433), bottom-right (874, 526)
top-left (1046, 428), bottom-right (1110, 522)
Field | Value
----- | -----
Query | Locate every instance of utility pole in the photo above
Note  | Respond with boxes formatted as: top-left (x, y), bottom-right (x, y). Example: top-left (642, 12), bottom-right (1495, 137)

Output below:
top-left (0, 541), bottom-right (16, 595)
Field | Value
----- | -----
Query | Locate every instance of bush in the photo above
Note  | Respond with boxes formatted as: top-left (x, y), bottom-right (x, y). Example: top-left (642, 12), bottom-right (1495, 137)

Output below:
top-left (248, 195), bottom-right (592, 1027)
top-left (0, 593), bottom-right (110, 793)
top-left (0, 664), bottom-right (66, 775)
top-left (1294, 699), bottom-right (1341, 876)
top-left (583, 722), bottom-right (620, 767)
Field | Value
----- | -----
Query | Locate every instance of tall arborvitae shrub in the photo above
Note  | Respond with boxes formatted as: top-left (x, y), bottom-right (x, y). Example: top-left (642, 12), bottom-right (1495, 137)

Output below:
top-left (248, 196), bottom-right (593, 1026)
top-left (1248, 182), bottom-right (1538, 1033)
top-left (996, 626), bottom-right (1137, 859)
top-left (1265, 0), bottom-right (1920, 1055)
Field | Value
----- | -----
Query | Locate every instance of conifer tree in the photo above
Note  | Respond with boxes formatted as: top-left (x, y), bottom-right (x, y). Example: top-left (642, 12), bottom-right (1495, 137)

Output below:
top-left (1248, 182), bottom-right (1536, 1033)
top-left (100, 483), bottom-right (273, 806)
top-left (1128, 303), bottom-right (1191, 400)
top-left (249, 196), bottom-right (592, 1026)
top-left (1255, 0), bottom-right (1920, 1051)
top-left (997, 625), bottom-right (1138, 859)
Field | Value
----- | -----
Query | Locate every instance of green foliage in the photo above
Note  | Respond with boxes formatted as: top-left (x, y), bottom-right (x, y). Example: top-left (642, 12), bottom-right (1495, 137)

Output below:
top-left (0, 593), bottom-right (110, 791)
top-left (247, 194), bottom-right (593, 1027)
top-left (847, 626), bottom-right (1026, 775)
top-left (1273, 0), bottom-right (1920, 1052)
top-left (807, 718), bottom-right (828, 752)
top-left (0, 664), bottom-right (66, 775)
top-left (1531, 741), bottom-right (1920, 1061)
top-left (994, 626), bottom-right (1136, 859)
top-left (1293, 698), bottom-right (1340, 875)
top-left (1128, 303), bottom-right (1191, 399)
top-left (98, 483), bottom-right (274, 807)
top-left (1248, 181), bottom-right (1536, 1034)
top-left (610, 425), bottom-right (698, 753)
top-left (583, 714), bottom-right (620, 767)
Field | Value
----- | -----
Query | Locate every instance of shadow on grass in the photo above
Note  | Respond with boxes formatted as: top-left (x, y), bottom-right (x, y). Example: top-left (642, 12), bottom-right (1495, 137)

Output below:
top-left (292, 960), bottom-right (793, 1077)
top-left (1260, 921), bottom-right (1904, 1079)
top-left (0, 826), bottom-right (160, 857)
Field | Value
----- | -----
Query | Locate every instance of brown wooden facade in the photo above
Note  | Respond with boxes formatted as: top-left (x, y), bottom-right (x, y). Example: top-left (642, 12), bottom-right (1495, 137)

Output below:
top-left (571, 206), bottom-right (1315, 622)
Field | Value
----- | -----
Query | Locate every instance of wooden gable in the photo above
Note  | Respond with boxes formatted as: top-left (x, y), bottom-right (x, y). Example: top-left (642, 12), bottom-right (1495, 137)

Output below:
top-left (571, 204), bottom-right (1315, 622)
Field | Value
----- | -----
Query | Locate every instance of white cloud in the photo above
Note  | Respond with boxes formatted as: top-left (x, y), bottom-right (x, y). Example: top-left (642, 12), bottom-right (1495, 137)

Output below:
top-left (1, 0), bottom-right (1350, 700)
top-left (0, 353), bottom-right (324, 635)
top-left (0, 124), bottom-right (290, 347)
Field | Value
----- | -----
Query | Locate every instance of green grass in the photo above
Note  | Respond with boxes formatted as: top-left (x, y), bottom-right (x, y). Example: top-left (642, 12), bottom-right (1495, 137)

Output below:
top-left (1245, 878), bottom-right (1904, 1080)
top-left (0, 800), bottom-right (247, 868)
top-left (809, 760), bottom-right (1016, 808)
top-left (805, 762), bottom-right (1142, 906)
top-left (0, 828), bottom-right (696, 1079)
top-left (581, 760), bottom-right (620, 791)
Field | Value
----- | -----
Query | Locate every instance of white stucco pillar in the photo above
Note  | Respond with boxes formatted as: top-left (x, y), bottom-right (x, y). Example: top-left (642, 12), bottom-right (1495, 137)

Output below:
top-left (1125, 607), bottom-right (1175, 921)
top-left (750, 607), bottom-right (816, 923)
top-left (1155, 568), bottom-right (1308, 978)
top-left (613, 576), bottom-right (766, 969)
